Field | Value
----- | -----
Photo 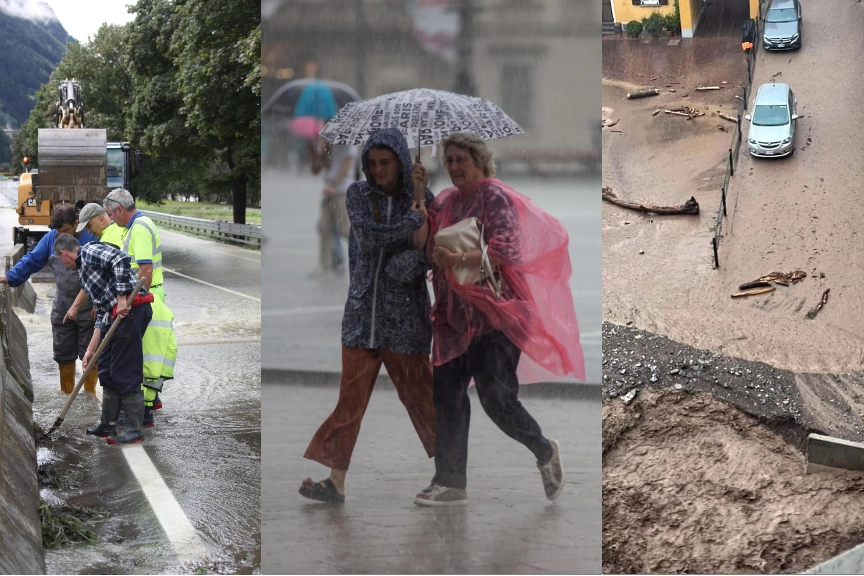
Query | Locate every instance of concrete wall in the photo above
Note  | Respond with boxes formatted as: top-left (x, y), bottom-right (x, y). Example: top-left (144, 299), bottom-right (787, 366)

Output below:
top-left (681, 0), bottom-right (704, 37)
top-left (0, 278), bottom-right (44, 573)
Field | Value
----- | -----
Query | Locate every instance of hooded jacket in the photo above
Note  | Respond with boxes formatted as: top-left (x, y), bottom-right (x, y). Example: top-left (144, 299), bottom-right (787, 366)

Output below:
top-left (341, 128), bottom-right (434, 354)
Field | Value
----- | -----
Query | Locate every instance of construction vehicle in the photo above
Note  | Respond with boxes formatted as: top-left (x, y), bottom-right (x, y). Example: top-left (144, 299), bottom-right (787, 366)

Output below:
top-left (14, 79), bottom-right (142, 250)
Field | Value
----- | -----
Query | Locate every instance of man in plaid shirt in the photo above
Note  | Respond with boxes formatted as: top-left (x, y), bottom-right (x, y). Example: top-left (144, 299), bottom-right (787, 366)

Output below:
top-left (55, 233), bottom-right (153, 444)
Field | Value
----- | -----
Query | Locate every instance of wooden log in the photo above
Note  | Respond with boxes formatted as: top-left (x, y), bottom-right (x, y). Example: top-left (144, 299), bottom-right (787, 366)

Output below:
top-left (806, 289), bottom-right (830, 320)
top-left (601, 187), bottom-right (700, 215)
top-left (718, 113), bottom-right (738, 123)
top-left (665, 110), bottom-right (691, 117)
top-left (732, 286), bottom-right (775, 298)
top-left (695, 86), bottom-right (721, 91)
top-left (652, 109), bottom-right (661, 116)
top-left (627, 89), bottom-right (660, 99)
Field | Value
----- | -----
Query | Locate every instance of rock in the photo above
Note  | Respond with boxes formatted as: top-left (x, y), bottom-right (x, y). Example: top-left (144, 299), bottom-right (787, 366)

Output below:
top-left (621, 389), bottom-right (638, 405)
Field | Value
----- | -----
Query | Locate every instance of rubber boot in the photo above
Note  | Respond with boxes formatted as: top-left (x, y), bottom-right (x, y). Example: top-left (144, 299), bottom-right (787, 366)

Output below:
top-left (108, 390), bottom-right (145, 445)
top-left (59, 362), bottom-right (76, 394)
top-left (143, 405), bottom-right (155, 428)
top-left (83, 361), bottom-right (99, 394)
top-left (87, 388), bottom-right (119, 437)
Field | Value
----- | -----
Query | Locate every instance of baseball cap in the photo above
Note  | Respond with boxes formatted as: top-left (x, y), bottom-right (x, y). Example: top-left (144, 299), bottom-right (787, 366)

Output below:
top-left (76, 203), bottom-right (106, 233)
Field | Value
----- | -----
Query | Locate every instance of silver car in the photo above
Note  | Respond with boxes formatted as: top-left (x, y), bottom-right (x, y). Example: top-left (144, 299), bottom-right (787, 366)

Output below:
top-left (745, 82), bottom-right (798, 158)
top-left (763, 0), bottom-right (802, 50)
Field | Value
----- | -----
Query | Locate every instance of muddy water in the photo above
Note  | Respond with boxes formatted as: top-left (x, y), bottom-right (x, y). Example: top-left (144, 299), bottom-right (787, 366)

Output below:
top-left (603, 1), bottom-right (864, 441)
top-left (603, 389), bottom-right (864, 574)
top-left (14, 229), bottom-right (261, 573)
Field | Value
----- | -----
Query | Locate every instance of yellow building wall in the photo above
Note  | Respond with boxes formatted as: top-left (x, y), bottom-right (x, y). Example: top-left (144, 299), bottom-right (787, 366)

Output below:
top-left (612, 0), bottom-right (674, 24)
top-left (679, 0), bottom-right (703, 37)
top-left (750, 0), bottom-right (760, 18)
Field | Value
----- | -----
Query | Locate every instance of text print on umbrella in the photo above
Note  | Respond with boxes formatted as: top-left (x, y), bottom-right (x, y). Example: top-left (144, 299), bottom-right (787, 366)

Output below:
top-left (318, 88), bottom-right (524, 152)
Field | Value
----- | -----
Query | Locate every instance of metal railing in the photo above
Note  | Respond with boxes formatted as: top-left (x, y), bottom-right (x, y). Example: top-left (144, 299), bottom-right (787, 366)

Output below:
top-left (712, 31), bottom-right (759, 268)
top-left (140, 211), bottom-right (262, 248)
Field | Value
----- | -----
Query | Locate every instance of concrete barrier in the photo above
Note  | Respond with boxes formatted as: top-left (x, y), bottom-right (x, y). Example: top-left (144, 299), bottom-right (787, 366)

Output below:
top-left (5, 245), bottom-right (38, 314)
top-left (0, 283), bottom-right (44, 573)
top-left (807, 433), bottom-right (864, 474)
top-left (807, 541), bottom-right (864, 574)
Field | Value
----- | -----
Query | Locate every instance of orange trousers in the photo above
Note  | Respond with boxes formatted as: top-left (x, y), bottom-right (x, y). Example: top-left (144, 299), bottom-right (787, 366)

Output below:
top-left (304, 345), bottom-right (436, 471)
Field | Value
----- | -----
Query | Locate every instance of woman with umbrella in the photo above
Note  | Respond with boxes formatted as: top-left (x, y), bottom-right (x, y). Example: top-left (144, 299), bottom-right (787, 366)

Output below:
top-left (412, 132), bottom-right (585, 506)
top-left (299, 127), bottom-right (437, 503)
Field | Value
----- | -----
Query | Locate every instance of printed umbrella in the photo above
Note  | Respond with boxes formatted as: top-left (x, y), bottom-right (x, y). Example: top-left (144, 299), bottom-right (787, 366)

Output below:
top-left (318, 88), bottom-right (524, 152)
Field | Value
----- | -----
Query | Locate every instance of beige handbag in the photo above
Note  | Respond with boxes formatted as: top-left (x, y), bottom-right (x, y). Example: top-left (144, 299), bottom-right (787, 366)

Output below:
top-left (434, 217), bottom-right (503, 299)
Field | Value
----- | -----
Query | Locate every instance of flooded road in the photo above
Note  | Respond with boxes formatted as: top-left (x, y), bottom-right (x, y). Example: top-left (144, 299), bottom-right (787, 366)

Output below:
top-left (1, 182), bottom-right (261, 574)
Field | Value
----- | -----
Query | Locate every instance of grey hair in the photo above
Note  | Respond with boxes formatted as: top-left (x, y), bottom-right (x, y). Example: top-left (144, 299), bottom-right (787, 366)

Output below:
top-left (54, 233), bottom-right (80, 255)
top-left (105, 188), bottom-right (135, 210)
top-left (439, 132), bottom-right (496, 178)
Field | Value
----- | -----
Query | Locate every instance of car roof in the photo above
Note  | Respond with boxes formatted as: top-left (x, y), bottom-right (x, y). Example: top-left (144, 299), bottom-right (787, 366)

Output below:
top-left (768, 0), bottom-right (796, 10)
top-left (755, 82), bottom-right (790, 105)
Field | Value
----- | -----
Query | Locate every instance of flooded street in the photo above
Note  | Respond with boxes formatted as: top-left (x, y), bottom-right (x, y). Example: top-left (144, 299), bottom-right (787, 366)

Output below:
top-left (1, 182), bottom-right (261, 574)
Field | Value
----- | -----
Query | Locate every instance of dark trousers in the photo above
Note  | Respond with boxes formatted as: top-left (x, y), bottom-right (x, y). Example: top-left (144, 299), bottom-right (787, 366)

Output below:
top-left (97, 303), bottom-right (152, 395)
top-left (433, 330), bottom-right (553, 489)
top-left (51, 307), bottom-right (95, 364)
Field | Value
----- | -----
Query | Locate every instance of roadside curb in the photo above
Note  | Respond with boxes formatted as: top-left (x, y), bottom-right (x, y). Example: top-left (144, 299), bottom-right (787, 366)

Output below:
top-left (262, 368), bottom-right (601, 401)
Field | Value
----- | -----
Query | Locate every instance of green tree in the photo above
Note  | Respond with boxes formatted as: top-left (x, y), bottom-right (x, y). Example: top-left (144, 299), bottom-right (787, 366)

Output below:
top-left (169, 0), bottom-right (260, 223)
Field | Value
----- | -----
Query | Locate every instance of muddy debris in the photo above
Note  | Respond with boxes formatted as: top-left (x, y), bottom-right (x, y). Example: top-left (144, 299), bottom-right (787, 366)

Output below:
top-left (40, 499), bottom-right (101, 549)
top-left (602, 322), bottom-right (805, 426)
top-left (603, 387), bottom-right (864, 574)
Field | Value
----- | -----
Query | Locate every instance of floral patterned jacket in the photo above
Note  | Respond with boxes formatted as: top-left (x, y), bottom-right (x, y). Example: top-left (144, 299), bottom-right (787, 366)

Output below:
top-left (341, 128), bottom-right (434, 355)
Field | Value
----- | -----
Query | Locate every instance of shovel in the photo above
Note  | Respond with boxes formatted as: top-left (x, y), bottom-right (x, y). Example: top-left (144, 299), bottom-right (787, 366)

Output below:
top-left (45, 277), bottom-right (146, 435)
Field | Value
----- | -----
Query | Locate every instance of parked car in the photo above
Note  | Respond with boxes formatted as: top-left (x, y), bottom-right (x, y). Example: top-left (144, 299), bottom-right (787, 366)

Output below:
top-left (763, 0), bottom-right (802, 50)
top-left (745, 82), bottom-right (798, 158)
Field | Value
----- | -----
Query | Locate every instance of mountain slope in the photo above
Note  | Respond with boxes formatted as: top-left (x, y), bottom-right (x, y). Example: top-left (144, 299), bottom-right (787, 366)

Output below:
top-left (0, 6), bottom-right (73, 128)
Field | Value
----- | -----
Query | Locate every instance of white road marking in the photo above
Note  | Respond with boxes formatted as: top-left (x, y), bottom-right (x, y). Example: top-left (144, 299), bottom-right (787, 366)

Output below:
top-left (264, 304), bottom-right (344, 317)
top-left (122, 444), bottom-right (210, 563)
top-left (162, 267), bottom-right (260, 302)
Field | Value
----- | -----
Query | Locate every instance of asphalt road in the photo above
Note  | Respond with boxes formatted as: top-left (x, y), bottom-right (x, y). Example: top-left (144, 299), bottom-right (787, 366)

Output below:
top-left (262, 383), bottom-right (601, 574)
top-left (0, 182), bottom-right (262, 574)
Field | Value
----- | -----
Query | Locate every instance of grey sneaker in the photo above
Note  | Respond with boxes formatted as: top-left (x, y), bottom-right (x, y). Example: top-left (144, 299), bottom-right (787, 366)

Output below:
top-left (414, 484), bottom-right (468, 507)
top-left (538, 439), bottom-right (564, 501)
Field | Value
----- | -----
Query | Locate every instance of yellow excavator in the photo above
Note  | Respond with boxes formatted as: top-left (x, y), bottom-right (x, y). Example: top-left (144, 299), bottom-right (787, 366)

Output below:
top-left (14, 78), bottom-right (141, 250)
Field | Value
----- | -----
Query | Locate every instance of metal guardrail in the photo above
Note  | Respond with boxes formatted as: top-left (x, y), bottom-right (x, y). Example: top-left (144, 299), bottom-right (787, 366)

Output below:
top-left (712, 31), bottom-right (759, 268)
top-left (140, 211), bottom-right (262, 248)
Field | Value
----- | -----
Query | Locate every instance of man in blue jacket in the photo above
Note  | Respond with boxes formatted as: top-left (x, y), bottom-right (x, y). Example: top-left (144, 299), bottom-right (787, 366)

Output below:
top-left (0, 204), bottom-right (98, 393)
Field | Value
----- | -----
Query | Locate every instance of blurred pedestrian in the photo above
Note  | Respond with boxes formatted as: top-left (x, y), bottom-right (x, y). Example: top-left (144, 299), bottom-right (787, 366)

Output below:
top-left (742, 18), bottom-right (756, 53)
top-left (413, 132), bottom-right (584, 506)
top-left (309, 138), bottom-right (360, 276)
top-left (300, 128), bottom-right (436, 504)
top-left (0, 204), bottom-right (99, 394)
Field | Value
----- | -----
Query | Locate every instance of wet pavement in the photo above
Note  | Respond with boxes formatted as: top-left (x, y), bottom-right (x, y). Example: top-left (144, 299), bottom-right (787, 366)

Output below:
top-left (1, 183), bottom-right (261, 574)
top-left (261, 168), bottom-right (601, 385)
top-left (262, 383), bottom-right (601, 574)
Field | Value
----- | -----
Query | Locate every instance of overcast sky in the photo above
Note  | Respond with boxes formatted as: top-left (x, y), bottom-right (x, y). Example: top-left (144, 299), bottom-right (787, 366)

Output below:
top-left (42, 0), bottom-right (136, 42)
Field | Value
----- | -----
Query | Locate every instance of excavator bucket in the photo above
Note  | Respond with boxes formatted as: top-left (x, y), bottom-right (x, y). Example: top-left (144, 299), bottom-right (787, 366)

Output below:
top-left (34, 129), bottom-right (108, 206)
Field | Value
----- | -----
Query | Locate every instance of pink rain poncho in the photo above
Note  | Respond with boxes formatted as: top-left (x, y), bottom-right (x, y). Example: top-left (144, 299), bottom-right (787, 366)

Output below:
top-left (427, 178), bottom-right (585, 383)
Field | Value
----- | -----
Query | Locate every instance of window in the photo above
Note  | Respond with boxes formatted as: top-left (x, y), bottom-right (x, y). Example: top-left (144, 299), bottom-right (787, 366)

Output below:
top-left (632, 0), bottom-right (668, 5)
top-left (500, 63), bottom-right (533, 131)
